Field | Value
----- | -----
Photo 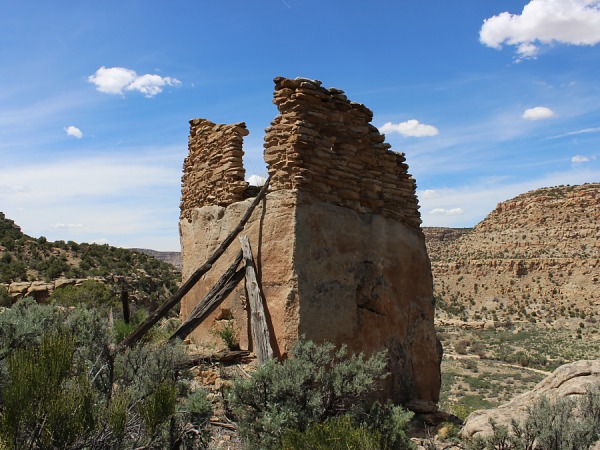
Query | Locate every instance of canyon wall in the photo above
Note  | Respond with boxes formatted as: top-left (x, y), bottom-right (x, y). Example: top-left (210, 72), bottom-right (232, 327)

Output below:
top-left (425, 183), bottom-right (600, 323)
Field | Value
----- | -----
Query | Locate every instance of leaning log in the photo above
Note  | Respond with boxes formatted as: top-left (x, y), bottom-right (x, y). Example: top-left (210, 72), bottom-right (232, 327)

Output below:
top-left (118, 177), bottom-right (271, 350)
top-left (168, 250), bottom-right (244, 343)
top-left (240, 236), bottom-right (273, 363)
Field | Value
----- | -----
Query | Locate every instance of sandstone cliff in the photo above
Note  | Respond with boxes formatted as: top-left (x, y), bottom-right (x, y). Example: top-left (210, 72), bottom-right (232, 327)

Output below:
top-left (424, 183), bottom-right (600, 323)
top-left (179, 77), bottom-right (441, 406)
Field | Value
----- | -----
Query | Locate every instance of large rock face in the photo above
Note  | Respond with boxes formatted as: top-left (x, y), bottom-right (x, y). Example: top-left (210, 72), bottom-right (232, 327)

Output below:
top-left (424, 183), bottom-right (600, 322)
top-left (294, 192), bottom-right (439, 402)
top-left (179, 77), bottom-right (441, 405)
top-left (461, 360), bottom-right (600, 440)
top-left (180, 190), bottom-right (299, 357)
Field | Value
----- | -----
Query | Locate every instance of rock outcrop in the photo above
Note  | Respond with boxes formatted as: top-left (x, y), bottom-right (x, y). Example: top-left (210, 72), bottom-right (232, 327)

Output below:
top-left (424, 184), bottom-right (600, 321)
top-left (461, 359), bottom-right (600, 439)
top-left (5, 278), bottom-right (102, 302)
top-left (179, 77), bottom-right (441, 406)
top-left (130, 249), bottom-right (182, 270)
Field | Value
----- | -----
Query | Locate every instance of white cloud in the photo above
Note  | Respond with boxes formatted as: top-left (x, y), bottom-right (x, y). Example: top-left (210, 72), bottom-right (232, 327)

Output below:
top-left (88, 67), bottom-right (136, 94)
top-left (65, 125), bottom-right (83, 139)
top-left (522, 106), bottom-right (555, 120)
top-left (419, 167), bottom-right (600, 228)
top-left (481, 0), bottom-right (600, 59)
top-left (420, 189), bottom-right (441, 199)
top-left (88, 67), bottom-right (181, 97)
top-left (0, 149), bottom-right (185, 250)
top-left (49, 223), bottom-right (83, 230)
top-left (380, 120), bottom-right (439, 137)
top-left (517, 42), bottom-right (539, 58)
top-left (571, 155), bottom-right (594, 163)
top-left (126, 74), bottom-right (181, 97)
top-left (430, 208), bottom-right (464, 216)
top-left (246, 174), bottom-right (267, 186)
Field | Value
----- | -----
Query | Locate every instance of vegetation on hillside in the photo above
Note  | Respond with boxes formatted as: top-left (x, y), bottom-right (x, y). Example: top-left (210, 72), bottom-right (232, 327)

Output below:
top-left (0, 212), bottom-right (180, 305)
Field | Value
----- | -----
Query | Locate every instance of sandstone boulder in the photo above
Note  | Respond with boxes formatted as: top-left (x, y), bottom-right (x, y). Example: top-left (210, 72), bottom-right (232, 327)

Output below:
top-left (461, 359), bottom-right (600, 440)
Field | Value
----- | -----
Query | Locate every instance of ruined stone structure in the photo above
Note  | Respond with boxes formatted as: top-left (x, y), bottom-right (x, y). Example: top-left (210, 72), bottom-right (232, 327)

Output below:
top-left (179, 77), bottom-right (441, 406)
top-left (180, 120), bottom-right (248, 221)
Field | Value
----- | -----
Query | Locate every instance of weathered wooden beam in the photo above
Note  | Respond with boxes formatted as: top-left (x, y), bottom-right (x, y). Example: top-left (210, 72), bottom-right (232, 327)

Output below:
top-left (180, 350), bottom-right (252, 367)
top-left (118, 177), bottom-right (271, 350)
top-left (120, 289), bottom-right (130, 324)
top-left (240, 236), bottom-right (273, 363)
top-left (168, 251), bottom-right (244, 343)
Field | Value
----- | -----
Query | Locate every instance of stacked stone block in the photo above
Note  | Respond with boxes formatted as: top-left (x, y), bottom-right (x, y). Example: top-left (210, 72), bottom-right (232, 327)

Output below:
top-left (264, 77), bottom-right (422, 229)
top-left (180, 119), bottom-right (248, 222)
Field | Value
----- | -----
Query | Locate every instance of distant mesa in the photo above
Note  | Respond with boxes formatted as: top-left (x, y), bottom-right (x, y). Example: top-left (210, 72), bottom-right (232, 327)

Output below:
top-left (424, 182), bottom-right (600, 324)
top-left (130, 248), bottom-right (182, 271)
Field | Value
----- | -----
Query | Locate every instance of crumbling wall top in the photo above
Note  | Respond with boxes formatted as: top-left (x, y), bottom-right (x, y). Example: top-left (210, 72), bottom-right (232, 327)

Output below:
top-left (180, 119), bottom-right (248, 221)
top-left (264, 76), bottom-right (422, 229)
top-left (180, 77), bottom-right (423, 230)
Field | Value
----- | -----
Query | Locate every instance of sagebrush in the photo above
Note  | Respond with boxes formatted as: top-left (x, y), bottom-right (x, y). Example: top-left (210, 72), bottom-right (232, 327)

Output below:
top-left (228, 339), bottom-right (415, 450)
top-left (0, 298), bottom-right (212, 449)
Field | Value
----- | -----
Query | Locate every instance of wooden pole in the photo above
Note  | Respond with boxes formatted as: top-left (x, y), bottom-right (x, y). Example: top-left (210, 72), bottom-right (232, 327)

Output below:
top-left (118, 177), bottom-right (271, 350)
top-left (168, 250), bottom-right (244, 343)
top-left (240, 236), bottom-right (273, 363)
top-left (120, 289), bottom-right (130, 324)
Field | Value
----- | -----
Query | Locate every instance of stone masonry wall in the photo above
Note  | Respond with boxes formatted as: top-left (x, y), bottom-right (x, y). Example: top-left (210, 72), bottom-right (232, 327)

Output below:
top-left (180, 119), bottom-right (248, 222)
top-left (179, 77), bottom-right (441, 407)
top-left (264, 76), bottom-right (422, 229)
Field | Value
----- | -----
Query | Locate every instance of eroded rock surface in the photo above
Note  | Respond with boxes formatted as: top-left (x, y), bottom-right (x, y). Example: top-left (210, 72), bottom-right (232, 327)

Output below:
top-left (461, 360), bottom-right (600, 439)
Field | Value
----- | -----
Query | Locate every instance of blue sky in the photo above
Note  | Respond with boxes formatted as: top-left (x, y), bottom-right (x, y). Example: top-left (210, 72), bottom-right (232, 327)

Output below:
top-left (1, 0), bottom-right (599, 251)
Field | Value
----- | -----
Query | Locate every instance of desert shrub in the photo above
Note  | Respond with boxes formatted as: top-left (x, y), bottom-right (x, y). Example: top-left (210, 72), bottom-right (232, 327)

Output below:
top-left (211, 320), bottom-right (239, 350)
top-left (0, 298), bottom-right (212, 449)
top-left (49, 280), bottom-right (117, 309)
top-left (0, 286), bottom-right (11, 307)
top-left (470, 342), bottom-right (486, 358)
top-left (281, 415), bottom-right (381, 450)
top-left (348, 400), bottom-right (415, 450)
top-left (229, 339), bottom-right (414, 450)
top-left (455, 339), bottom-right (470, 355)
top-left (0, 298), bottom-right (64, 362)
top-left (469, 388), bottom-right (600, 450)
top-left (139, 380), bottom-right (178, 435)
top-left (0, 331), bottom-right (96, 449)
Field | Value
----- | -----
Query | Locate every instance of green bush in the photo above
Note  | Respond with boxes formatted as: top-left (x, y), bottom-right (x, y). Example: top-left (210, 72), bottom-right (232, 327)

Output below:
top-left (0, 298), bottom-right (212, 449)
top-left (0, 286), bottom-right (11, 307)
top-left (229, 339), bottom-right (414, 450)
top-left (139, 380), bottom-right (178, 435)
top-left (49, 280), bottom-right (117, 309)
top-left (211, 320), bottom-right (239, 350)
top-left (281, 416), bottom-right (381, 450)
top-left (0, 331), bottom-right (96, 449)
